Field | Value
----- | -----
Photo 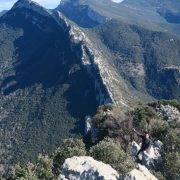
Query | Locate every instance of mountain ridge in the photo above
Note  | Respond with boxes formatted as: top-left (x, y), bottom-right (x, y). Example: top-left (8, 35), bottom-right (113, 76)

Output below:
top-left (58, 0), bottom-right (180, 36)
top-left (0, 0), bottom-right (179, 174)
top-left (0, 2), bottom-right (101, 171)
top-left (56, 0), bottom-right (109, 28)
top-left (12, 0), bottom-right (51, 16)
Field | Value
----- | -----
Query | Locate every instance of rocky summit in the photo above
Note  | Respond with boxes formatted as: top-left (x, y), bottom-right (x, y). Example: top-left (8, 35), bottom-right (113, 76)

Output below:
top-left (60, 156), bottom-right (119, 180)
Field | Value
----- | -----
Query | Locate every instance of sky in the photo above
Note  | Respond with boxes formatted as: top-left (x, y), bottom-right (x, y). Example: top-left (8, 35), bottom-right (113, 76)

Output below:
top-left (0, 0), bottom-right (123, 11)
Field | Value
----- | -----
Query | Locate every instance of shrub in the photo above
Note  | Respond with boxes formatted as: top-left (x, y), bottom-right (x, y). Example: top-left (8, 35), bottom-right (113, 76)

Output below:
top-left (164, 152), bottom-right (180, 180)
top-left (163, 128), bottom-right (180, 152)
top-left (92, 107), bottom-right (108, 128)
top-left (26, 163), bottom-right (38, 180)
top-left (89, 138), bottom-right (135, 175)
top-left (92, 104), bottom-right (114, 127)
top-left (133, 106), bottom-right (158, 129)
top-left (151, 170), bottom-right (165, 180)
top-left (36, 154), bottom-right (53, 180)
top-left (150, 118), bottom-right (169, 139)
top-left (53, 138), bottom-right (86, 175)
top-left (7, 163), bottom-right (38, 180)
top-left (133, 106), bottom-right (169, 139)
top-left (92, 106), bottom-right (134, 151)
top-left (9, 164), bottom-right (28, 180)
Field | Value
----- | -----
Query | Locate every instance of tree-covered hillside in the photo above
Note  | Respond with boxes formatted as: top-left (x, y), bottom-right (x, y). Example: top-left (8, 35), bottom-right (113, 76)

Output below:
top-left (122, 0), bottom-right (180, 24)
top-left (5, 100), bottom-right (180, 180)
top-left (59, 0), bottom-right (180, 36)
top-left (0, 5), bottom-right (99, 170)
top-left (90, 19), bottom-right (180, 100)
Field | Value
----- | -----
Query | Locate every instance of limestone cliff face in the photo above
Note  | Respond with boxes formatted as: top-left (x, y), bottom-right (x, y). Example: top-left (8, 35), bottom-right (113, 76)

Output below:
top-left (58, 0), bottom-right (180, 102)
top-left (53, 11), bottom-right (129, 107)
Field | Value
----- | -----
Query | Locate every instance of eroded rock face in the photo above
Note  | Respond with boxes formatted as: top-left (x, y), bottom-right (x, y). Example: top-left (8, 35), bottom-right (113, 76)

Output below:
top-left (84, 116), bottom-right (92, 135)
top-left (60, 156), bottom-right (158, 180)
top-left (156, 104), bottom-right (180, 125)
top-left (131, 141), bottom-right (162, 167)
top-left (121, 164), bottom-right (158, 180)
top-left (53, 11), bottom-right (116, 106)
top-left (60, 156), bottom-right (119, 180)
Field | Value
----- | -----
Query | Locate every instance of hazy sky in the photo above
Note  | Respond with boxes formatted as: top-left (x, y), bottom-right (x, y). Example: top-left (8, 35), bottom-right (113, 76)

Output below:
top-left (0, 0), bottom-right (123, 11)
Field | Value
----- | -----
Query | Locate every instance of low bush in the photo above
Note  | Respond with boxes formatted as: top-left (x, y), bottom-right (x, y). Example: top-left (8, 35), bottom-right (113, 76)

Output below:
top-left (151, 170), bottom-right (165, 180)
top-left (89, 138), bottom-right (135, 175)
top-left (164, 152), bottom-right (180, 180)
top-left (53, 138), bottom-right (86, 175)
top-left (133, 106), bottom-right (169, 140)
top-left (91, 104), bottom-right (113, 128)
top-left (163, 128), bottom-right (180, 152)
top-left (91, 106), bottom-right (135, 151)
top-left (150, 118), bottom-right (169, 139)
top-left (133, 106), bottom-right (158, 129)
top-left (36, 154), bottom-right (53, 180)
top-left (9, 164), bottom-right (28, 180)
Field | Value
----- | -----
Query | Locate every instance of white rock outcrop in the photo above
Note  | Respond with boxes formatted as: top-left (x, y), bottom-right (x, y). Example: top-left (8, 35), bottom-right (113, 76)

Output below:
top-left (156, 104), bottom-right (180, 125)
top-left (121, 164), bottom-right (158, 180)
top-left (131, 141), bottom-right (162, 167)
top-left (60, 156), bottom-right (119, 180)
top-left (60, 156), bottom-right (158, 180)
top-left (84, 116), bottom-right (92, 135)
top-left (53, 10), bottom-right (130, 107)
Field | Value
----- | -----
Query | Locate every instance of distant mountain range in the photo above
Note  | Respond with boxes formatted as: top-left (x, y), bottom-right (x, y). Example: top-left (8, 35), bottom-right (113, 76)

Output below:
top-left (57, 0), bottom-right (180, 101)
top-left (58, 0), bottom-right (180, 35)
top-left (0, 0), bottom-right (179, 173)
top-left (122, 0), bottom-right (180, 24)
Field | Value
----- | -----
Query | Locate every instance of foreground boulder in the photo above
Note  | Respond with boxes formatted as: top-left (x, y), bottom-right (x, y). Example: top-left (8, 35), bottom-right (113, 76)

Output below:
top-left (60, 156), bottom-right (119, 180)
top-left (121, 164), bottom-right (157, 180)
top-left (60, 156), bottom-right (158, 180)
